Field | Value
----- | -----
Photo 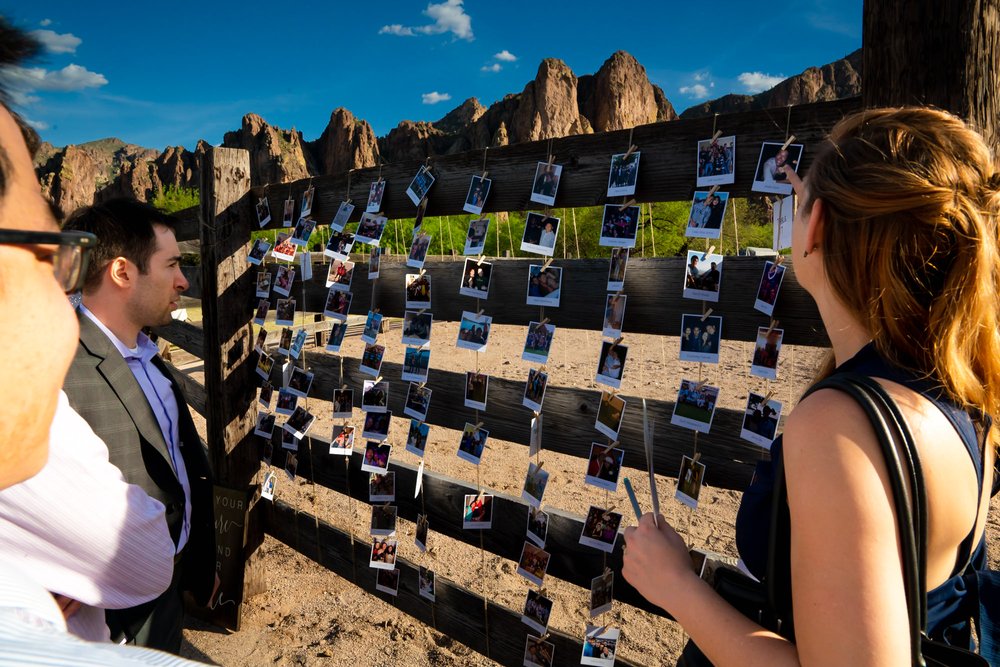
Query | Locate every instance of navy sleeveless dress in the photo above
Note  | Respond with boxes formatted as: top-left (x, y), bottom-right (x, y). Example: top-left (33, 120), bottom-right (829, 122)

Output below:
top-left (735, 343), bottom-right (990, 645)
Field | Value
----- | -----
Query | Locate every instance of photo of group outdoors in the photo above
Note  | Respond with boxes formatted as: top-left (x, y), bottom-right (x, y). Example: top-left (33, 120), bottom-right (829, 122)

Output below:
top-left (463, 216), bottom-right (490, 254)
top-left (516, 541), bottom-right (551, 587)
top-left (402, 347), bottom-right (431, 383)
top-left (685, 190), bottom-right (729, 239)
top-left (459, 258), bottom-right (492, 299)
top-left (272, 232), bottom-right (297, 262)
top-left (405, 273), bottom-right (432, 309)
top-left (522, 368), bottom-right (548, 412)
top-left (526, 265), bottom-right (562, 307)
top-left (683, 250), bottom-right (724, 301)
top-left (324, 230), bottom-right (354, 260)
top-left (463, 174), bottom-right (491, 215)
top-left (581, 625), bottom-right (620, 667)
top-left (457, 422), bottom-right (490, 464)
top-left (521, 589), bottom-right (553, 635)
top-left (579, 506), bottom-right (622, 553)
top-left (696, 135), bottom-right (736, 186)
top-left (456, 311), bottom-right (492, 351)
top-left (607, 151), bottom-right (640, 197)
top-left (522, 321), bottom-right (555, 364)
top-left (405, 165), bottom-right (435, 205)
top-left (355, 212), bottom-right (387, 246)
top-left (670, 379), bottom-right (721, 433)
top-left (599, 204), bottom-right (640, 247)
top-left (325, 258), bottom-right (354, 291)
top-left (530, 161), bottom-right (562, 206)
top-left (752, 141), bottom-right (805, 195)
top-left (464, 371), bottom-right (489, 411)
top-left (679, 314), bottom-right (722, 364)
top-left (740, 392), bottom-right (783, 449)
top-left (520, 212), bottom-right (561, 256)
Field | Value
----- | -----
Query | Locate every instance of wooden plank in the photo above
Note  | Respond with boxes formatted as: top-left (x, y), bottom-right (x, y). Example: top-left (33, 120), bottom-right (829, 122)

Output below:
top-left (174, 204), bottom-right (201, 243)
top-left (154, 319), bottom-right (206, 359)
top-left (264, 499), bottom-right (643, 667)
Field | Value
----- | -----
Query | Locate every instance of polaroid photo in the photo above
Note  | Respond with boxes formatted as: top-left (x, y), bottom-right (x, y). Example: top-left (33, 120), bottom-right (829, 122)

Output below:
top-left (281, 198), bottom-right (294, 228)
top-left (262, 439), bottom-right (273, 465)
top-left (322, 320), bottom-right (346, 352)
top-left (679, 314), bottom-right (723, 364)
top-left (522, 369), bottom-right (548, 412)
top-left (589, 570), bottom-right (614, 617)
top-left (740, 392), bottom-right (783, 450)
top-left (676, 454), bottom-right (707, 509)
top-left (255, 271), bottom-right (272, 298)
top-left (462, 174), bottom-right (492, 215)
top-left (276, 328), bottom-right (293, 356)
top-left (280, 428), bottom-right (300, 452)
top-left (526, 506), bottom-right (548, 548)
top-left (258, 381), bottom-right (274, 409)
top-left (283, 406), bottom-right (316, 439)
top-left (407, 232), bottom-right (432, 270)
top-left (401, 310), bottom-right (432, 347)
top-left (683, 250), bottom-right (724, 302)
top-left (602, 295), bottom-right (626, 338)
top-left (362, 411), bottom-right (392, 442)
top-left (463, 217), bottom-right (490, 255)
top-left (521, 461), bottom-right (550, 509)
top-left (754, 260), bottom-right (786, 317)
top-left (272, 233), bottom-right (297, 262)
top-left (256, 197), bottom-right (272, 228)
top-left (260, 470), bottom-right (276, 501)
top-left (464, 372), bottom-right (489, 411)
top-left (581, 625), bottom-right (620, 667)
top-left (252, 299), bottom-right (270, 326)
top-left (607, 151), bottom-right (640, 197)
top-left (286, 367), bottom-right (314, 398)
top-left (404, 273), bottom-right (432, 310)
top-left (521, 212), bottom-right (560, 257)
top-left (595, 391), bottom-right (626, 440)
top-left (751, 326), bottom-right (784, 380)
top-left (300, 185), bottom-right (315, 219)
top-left (456, 422), bottom-right (489, 465)
top-left (370, 504), bottom-right (397, 537)
top-left (580, 506), bottom-right (622, 553)
top-left (360, 343), bottom-right (386, 377)
top-left (289, 328), bottom-right (307, 360)
top-left (361, 310), bottom-right (383, 345)
top-left (330, 200), bottom-right (354, 231)
top-left (403, 383), bottom-right (432, 422)
top-left (376, 568), bottom-right (400, 597)
top-left (275, 388), bottom-right (297, 416)
top-left (402, 347), bottom-right (431, 383)
top-left (752, 141), bottom-right (804, 196)
top-left (459, 258), bottom-right (492, 299)
top-left (686, 190), bottom-right (730, 240)
top-left (599, 204), bottom-right (640, 248)
top-left (290, 217), bottom-right (316, 247)
top-left (413, 198), bottom-right (428, 236)
top-left (418, 566), bottom-right (435, 601)
top-left (369, 537), bottom-right (397, 570)
top-left (368, 246), bottom-right (381, 279)
top-left (332, 389), bottom-right (354, 419)
top-left (298, 249), bottom-right (314, 281)
top-left (406, 165), bottom-right (436, 206)
top-left (456, 311), bottom-right (493, 351)
top-left (254, 327), bottom-right (268, 354)
top-left (254, 412), bottom-right (276, 439)
top-left (522, 321), bottom-right (555, 364)
top-left (529, 414), bottom-right (542, 457)
top-left (248, 238), bottom-right (271, 266)
top-left (413, 514), bottom-right (430, 553)
top-left (697, 135), bottom-right (736, 187)
top-left (524, 634), bottom-right (555, 667)
top-left (329, 425), bottom-right (355, 455)
top-left (585, 443), bottom-right (625, 493)
top-left (325, 259), bottom-right (355, 291)
top-left (361, 440), bottom-right (392, 473)
top-left (361, 379), bottom-right (389, 413)
top-left (462, 493), bottom-right (493, 529)
top-left (773, 195), bottom-right (794, 251)
top-left (255, 352), bottom-right (274, 381)
top-left (366, 179), bottom-right (385, 213)
top-left (284, 451), bottom-right (298, 480)
top-left (275, 298), bottom-right (296, 326)
top-left (671, 379), bottom-right (721, 434)
top-left (516, 541), bottom-right (551, 587)
top-left (526, 264), bottom-right (562, 308)
top-left (530, 161), bottom-right (563, 206)
top-left (323, 289), bottom-right (352, 322)
top-left (405, 419), bottom-right (430, 457)
top-left (595, 341), bottom-right (628, 389)
top-left (280, 359), bottom-right (293, 387)
top-left (355, 212), bottom-right (388, 247)
top-left (324, 230), bottom-right (355, 261)
top-left (607, 247), bottom-right (629, 292)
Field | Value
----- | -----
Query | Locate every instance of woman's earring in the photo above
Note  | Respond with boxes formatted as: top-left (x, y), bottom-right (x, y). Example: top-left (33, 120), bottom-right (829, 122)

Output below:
top-left (802, 250), bottom-right (808, 258)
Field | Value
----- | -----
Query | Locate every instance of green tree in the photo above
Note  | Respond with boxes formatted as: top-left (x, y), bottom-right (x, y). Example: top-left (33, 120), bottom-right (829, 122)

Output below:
top-left (152, 186), bottom-right (200, 214)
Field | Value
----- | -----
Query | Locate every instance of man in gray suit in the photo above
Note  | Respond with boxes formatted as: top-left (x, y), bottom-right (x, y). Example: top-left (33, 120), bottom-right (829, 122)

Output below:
top-left (62, 199), bottom-right (217, 653)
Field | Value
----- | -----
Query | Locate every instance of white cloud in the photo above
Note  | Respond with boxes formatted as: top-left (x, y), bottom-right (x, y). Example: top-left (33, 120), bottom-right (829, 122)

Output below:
top-left (738, 71), bottom-right (785, 93)
top-left (0, 64), bottom-right (108, 96)
top-left (23, 115), bottom-right (49, 130)
top-left (422, 91), bottom-right (452, 105)
top-left (29, 29), bottom-right (82, 54)
top-left (494, 50), bottom-right (516, 62)
top-left (481, 63), bottom-right (502, 73)
top-left (679, 84), bottom-right (709, 99)
top-left (39, 18), bottom-right (52, 27)
top-left (379, 0), bottom-right (473, 40)
top-left (693, 72), bottom-right (705, 82)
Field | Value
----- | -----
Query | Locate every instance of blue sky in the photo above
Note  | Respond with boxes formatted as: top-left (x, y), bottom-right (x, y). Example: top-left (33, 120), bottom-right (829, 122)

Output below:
top-left (2, 1), bottom-right (861, 151)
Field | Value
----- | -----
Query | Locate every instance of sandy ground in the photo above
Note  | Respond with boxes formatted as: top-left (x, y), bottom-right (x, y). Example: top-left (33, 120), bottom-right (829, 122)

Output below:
top-left (177, 322), bottom-right (1000, 667)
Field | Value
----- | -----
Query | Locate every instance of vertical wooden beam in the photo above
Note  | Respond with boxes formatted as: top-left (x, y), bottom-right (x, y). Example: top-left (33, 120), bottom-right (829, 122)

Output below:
top-left (198, 147), bottom-right (260, 629)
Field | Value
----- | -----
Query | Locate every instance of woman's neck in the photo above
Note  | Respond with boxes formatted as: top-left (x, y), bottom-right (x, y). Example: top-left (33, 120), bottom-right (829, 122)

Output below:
top-left (812, 287), bottom-right (872, 366)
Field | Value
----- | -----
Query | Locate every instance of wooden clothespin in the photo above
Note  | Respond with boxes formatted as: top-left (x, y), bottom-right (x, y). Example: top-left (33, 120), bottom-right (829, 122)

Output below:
top-left (604, 566), bottom-right (613, 577)
top-left (767, 319), bottom-right (779, 335)
top-left (374, 376), bottom-right (383, 385)
top-left (476, 255), bottom-right (485, 266)
top-left (534, 461), bottom-right (544, 471)
top-left (341, 383), bottom-right (348, 390)
top-left (614, 289), bottom-right (623, 298)
top-left (601, 441), bottom-right (618, 455)
top-left (710, 130), bottom-right (722, 143)
top-left (536, 318), bottom-right (550, 329)
top-left (780, 134), bottom-right (797, 151)
top-left (775, 255), bottom-right (785, 266)
top-left (546, 153), bottom-right (555, 167)
top-left (476, 488), bottom-right (485, 503)
top-left (541, 257), bottom-right (554, 270)
top-left (418, 268), bottom-right (426, 278)
top-left (694, 379), bottom-right (708, 391)
top-left (703, 245), bottom-right (716, 258)
top-left (476, 308), bottom-right (485, 318)
top-left (623, 144), bottom-right (638, 160)
top-left (474, 421), bottom-right (484, 431)
top-left (707, 185), bottom-right (720, 199)
top-left (618, 198), bottom-right (637, 211)
top-left (700, 308), bottom-right (714, 322)
top-left (763, 390), bottom-right (776, 404)
top-left (692, 452), bottom-right (702, 464)
top-left (481, 170), bottom-right (489, 180)
top-left (611, 336), bottom-right (624, 349)
top-left (418, 195), bottom-right (428, 207)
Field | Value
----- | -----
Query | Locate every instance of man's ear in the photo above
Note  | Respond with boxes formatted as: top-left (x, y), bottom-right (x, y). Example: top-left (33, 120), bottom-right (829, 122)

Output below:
top-left (107, 256), bottom-right (132, 289)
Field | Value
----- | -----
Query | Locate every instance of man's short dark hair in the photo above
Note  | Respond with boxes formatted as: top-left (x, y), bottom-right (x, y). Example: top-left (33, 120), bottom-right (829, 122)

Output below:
top-left (62, 198), bottom-right (178, 292)
top-left (0, 17), bottom-right (41, 202)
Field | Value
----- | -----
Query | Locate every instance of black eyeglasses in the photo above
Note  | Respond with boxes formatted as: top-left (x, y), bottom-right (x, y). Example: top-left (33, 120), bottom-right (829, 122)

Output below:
top-left (0, 229), bottom-right (98, 293)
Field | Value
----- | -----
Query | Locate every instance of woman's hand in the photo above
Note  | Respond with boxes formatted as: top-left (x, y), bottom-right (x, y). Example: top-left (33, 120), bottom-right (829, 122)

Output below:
top-left (622, 512), bottom-right (699, 613)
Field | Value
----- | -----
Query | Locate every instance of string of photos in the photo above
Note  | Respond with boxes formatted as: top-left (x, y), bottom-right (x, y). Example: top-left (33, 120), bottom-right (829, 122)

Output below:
top-left (243, 116), bottom-right (806, 666)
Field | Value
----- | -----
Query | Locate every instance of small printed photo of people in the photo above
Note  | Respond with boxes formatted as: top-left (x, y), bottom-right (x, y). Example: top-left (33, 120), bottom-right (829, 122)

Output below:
top-left (275, 298), bottom-right (296, 326)
top-left (407, 232), bottom-right (432, 270)
top-left (281, 429), bottom-right (299, 452)
top-left (522, 321), bottom-right (555, 364)
top-left (456, 311), bottom-right (493, 351)
top-left (459, 258), bottom-right (493, 299)
top-left (401, 310), bottom-right (433, 347)
top-left (464, 371), bottom-right (489, 411)
top-left (754, 260), bottom-right (786, 317)
top-left (324, 230), bottom-right (355, 261)
top-left (282, 197), bottom-right (295, 227)
top-left (375, 567), bottom-right (400, 597)
top-left (607, 151), bottom-right (640, 197)
top-left (530, 161), bottom-right (563, 207)
top-left (416, 515), bottom-right (429, 551)
top-left (254, 327), bottom-right (268, 354)
top-left (283, 406), bottom-right (316, 439)
top-left (329, 425), bottom-right (355, 455)
top-left (277, 327), bottom-right (293, 356)
top-left (529, 414), bottom-right (543, 457)
top-left (675, 454), bottom-right (707, 509)
top-left (463, 174), bottom-right (491, 215)
top-left (297, 250), bottom-right (312, 282)
top-left (683, 250), bottom-right (724, 302)
top-left (740, 392), bottom-right (783, 450)
top-left (368, 246), bottom-right (381, 280)
top-left (696, 135), bottom-right (736, 187)
top-left (607, 247), bottom-right (629, 291)
top-left (284, 451), bottom-right (298, 481)
top-left (325, 259), bottom-right (355, 291)
top-left (457, 422), bottom-right (490, 465)
top-left (247, 238), bottom-right (271, 265)
top-left (360, 343), bottom-right (386, 377)
top-left (254, 412), bottom-right (276, 439)
top-left (599, 204), bottom-right (640, 248)
top-left (679, 314), bottom-right (723, 364)
top-left (260, 470), bottom-right (276, 500)
top-left (290, 216), bottom-right (316, 247)
top-left (369, 537), bottom-right (397, 570)
top-left (602, 294), bottom-right (626, 338)
top-left (521, 589), bottom-right (554, 636)
top-left (332, 389), bottom-right (354, 420)
top-left (258, 381), bottom-right (274, 409)
top-left (272, 232), bottom-right (297, 262)
top-left (323, 289), bottom-right (352, 322)
top-left (579, 505), bottom-right (623, 553)
top-left (670, 379), bottom-right (721, 434)
top-left (463, 217), bottom-right (490, 255)
top-left (300, 185), bottom-right (315, 218)
top-left (522, 368), bottom-right (548, 412)
top-left (405, 273), bottom-right (432, 310)
top-left (361, 310), bottom-right (383, 345)
top-left (330, 200), bottom-right (354, 231)
top-left (595, 391), bottom-right (626, 440)
top-left (406, 418), bottom-right (430, 457)
top-left (402, 347), bottom-right (431, 383)
top-left (361, 379), bottom-right (389, 413)
top-left (286, 367), bottom-right (314, 399)
top-left (752, 141), bottom-right (805, 196)
top-left (516, 541), bottom-right (551, 587)
top-left (523, 634), bottom-right (555, 667)
top-left (595, 341), bottom-right (628, 389)
top-left (581, 625), bottom-right (620, 667)
top-left (521, 461), bottom-right (550, 509)
top-left (256, 196), bottom-right (272, 228)
top-left (418, 566), bottom-right (435, 601)
top-left (366, 179), bottom-right (386, 213)
top-left (406, 165), bottom-right (436, 206)
top-left (526, 506), bottom-right (548, 548)
top-left (362, 410), bottom-right (392, 442)
top-left (255, 352), bottom-right (274, 381)
top-left (751, 326), bottom-right (784, 380)
top-left (526, 265), bottom-right (562, 308)
top-left (685, 191), bottom-right (729, 240)
top-left (521, 212), bottom-right (560, 257)
top-left (589, 570), bottom-right (614, 617)
top-left (463, 493), bottom-right (493, 529)
top-left (273, 265), bottom-right (295, 297)
top-left (255, 271), bottom-right (271, 298)
top-left (584, 443), bottom-right (625, 492)
top-left (355, 212), bottom-right (388, 246)
top-left (403, 382), bottom-right (432, 422)
top-left (361, 441), bottom-right (392, 473)
top-left (370, 504), bottom-right (397, 537)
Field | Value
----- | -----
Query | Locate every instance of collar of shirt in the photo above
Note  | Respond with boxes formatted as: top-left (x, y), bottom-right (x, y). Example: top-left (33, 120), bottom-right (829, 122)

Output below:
top-left (78, 304), bottom-right (157, 364)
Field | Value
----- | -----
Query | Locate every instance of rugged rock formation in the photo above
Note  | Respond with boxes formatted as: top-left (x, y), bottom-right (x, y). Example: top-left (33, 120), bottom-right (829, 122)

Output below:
top-left (433, 97), bottom-right (486, 134)
top-left (308, 108), bottom-right (379, 175)
top-left (510, 58), bottom-right (593, 143)
top-left (223, 113), bottom-right (314, 186)
top-left (579, 51), bottom-right (677, 132)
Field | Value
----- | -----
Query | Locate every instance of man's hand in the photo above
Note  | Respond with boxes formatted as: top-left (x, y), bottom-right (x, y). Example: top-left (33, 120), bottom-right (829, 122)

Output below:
top-left (51, 593), bottom-right (82, 620)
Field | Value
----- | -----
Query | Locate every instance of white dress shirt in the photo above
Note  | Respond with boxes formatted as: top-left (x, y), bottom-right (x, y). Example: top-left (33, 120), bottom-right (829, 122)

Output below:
top-left (0, 391), bottom-right (175, 640)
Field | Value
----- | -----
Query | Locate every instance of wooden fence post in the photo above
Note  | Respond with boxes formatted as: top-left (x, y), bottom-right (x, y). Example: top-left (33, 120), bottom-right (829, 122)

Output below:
top-left (198, 147), bottom-right (262, 629)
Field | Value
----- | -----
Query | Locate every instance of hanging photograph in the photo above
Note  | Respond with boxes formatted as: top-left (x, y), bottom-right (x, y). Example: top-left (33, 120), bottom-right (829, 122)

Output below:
top-left (280, 429), bottom-right (299, 452)
top-left (402, 347), bottom-right (431, 383)
top-left (260, 470), bottom-right (276, 500)
top-left (418, 566), bottom-right (435, 601)
top-left (255, 352), bottom-right (274, 381)
top-left (401, 310), bottom-right (432, 347)
top-left (585, 443), bottom-right (625, 492)
top-left (750, 326), bottom-right (784, 380)
top-left (463, 174), bottom-right (492, 215)
top-left (696, 135), bottom-right (736, 187)
top-left (595, 341), bottom-right (628, 389)
top-left (679, 314), bottom-right (722, 364)
top-left (602, 294), bottom-right (626, 338)
top-left (325, 259), bottom-right (355, 291)
top-left (248, 238), bottom-right (271, 265)
top-left (355, 212), bottom-right (388, 246)
top-left (276, 327), bottom-right (293, 356)
top-left (254, 327), bottom-right (268, 354)
top-left (522, 368), bottom-right (548, 412)
top-left (685, 191), bottom-right (729, 240)
top-left (523, 635), bottom-right (555, 667)
top-left (255, 271), bottom-right (272, 298)
top-left (284, 452), bottom-right (298, 480)
top-left (282, 406), bottom-right (316, 439)
top-left (520, 211), bottom-right (560, 257)
top-left (405, 419), bottom-right (430, 457)
top-left (360, 343), bottom-right (386, 377)
top-left (516, 541), bottom-right (551, 587)
top-left (361, 310), bottom-right (383, 345)
top-left (366, 179), bottom-right (386, 213)
top-left (326, 322), bottom-right (348, 353)
top-left (675, 454), bottom-right (707, 509)
top-left (361, 440), bottom-right (392, 473)
top-left (272, 232), bottom-right (297, 262)
top-left (405, 273), bottom-right (432, 310)
top-left (258, 381), bottom-right (274, 409)
top-left (323, 289), bottom-right (352, 322)
top-left (464, 371), bottom-right (489, 411)
top-left (595, 391), bottom-right (626, 440)
top-left (403, 382), bottom-right (432, 422)
top-left (462, 493), bottom-right (493, 529)
top-left (522, 321), bottom-right (555, 364)
top-left (375, 568), bottom-right (400, 596)
top-left (332, 389), bottom-right (354, 419)
top-left (459, 258), bottom-right (492, 299)
top-left (324, 230), bottom-right (355, 261)
top-left (463, 217), bottom-right (490, 255)
top-left (369, 537), bottom-right (397, 570)
top-left (286, 367), bottom-right (314, 399)
top-left (329, 425), bottom-right (355, 455)
top-left (361, 379), bottom-right (389, 414)
top-left (370, 504), bottom-right (397, 537)
top-left (530, 161), bottom-right (563, 206)
top-left (579, 505), bottom-right (622, 553)
top-left (290, 216), bottom-right (316, 247)
top-left (456, 311), bottom-right (493, 351)
top-left (282, 197), bottom-right (295, 227)
top-left (330, 200), bottom-right (354, 231)
top-left (252, 299), bottom-right (269, 326)
top-left (272, 265), bottom-right (295, 298)
top-left (599, 204), bottom-right (640, 248)
top-left (589, 570), bottom-right (614, 617)
top-left (751, 141), bottom-right (804, 196)
top-left (521, 589), bottom-right (554, 636)
top-left (526, 506), bottom-right (548, 548)
top-left (607, 151), bottom-right (640, 197)
top-left (253, 412), bottom-right (276, 439)
top-left (754, 260), bottom-right (786, 317)
top-left (456, 422), bottom-right (490, 465)
top-left (521, 461), bottom-right (550, 509)
top-left (607, 247), bottom-right (629, 291)
top-left (526, 264), bottom-right (562, 307)
top-left (670, 379), bottom-right (721, 434)
top-left (683, 250), bottom-right (724, 302)
top-left (740, 392), bottom-right (783, 450)
top-left (581, 625), bottom-right (621, 667)
top-left (256, 196), bottom-right (272, 228)
top-left (406, 165), bottom-right (435, 206)
top-left (275, 298), bottom-right (296, 326)
top-left (414, 514), bottom-right (429, 552)
top-left (407, 232), bottom-right (432, 270)
top-left (299, 185), bottom-right (315, 219)
top-left (368, 246), bottom-right (381, 279)
top-left (276, 388), bottom-right (296, 415)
